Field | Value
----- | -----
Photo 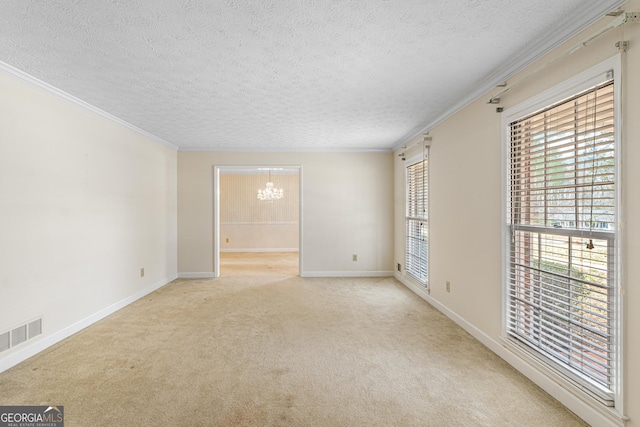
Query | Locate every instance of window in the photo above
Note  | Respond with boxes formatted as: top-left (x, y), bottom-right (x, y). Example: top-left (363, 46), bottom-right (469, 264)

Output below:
top-left (506, 76), bottom-right (617, 404)
top-left (406, 154), bottom-right (428, 285)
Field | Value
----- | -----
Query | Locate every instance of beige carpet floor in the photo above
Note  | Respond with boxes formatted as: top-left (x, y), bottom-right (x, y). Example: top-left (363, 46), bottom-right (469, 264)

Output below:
top-left (0, 253), bottom-right (586, 426)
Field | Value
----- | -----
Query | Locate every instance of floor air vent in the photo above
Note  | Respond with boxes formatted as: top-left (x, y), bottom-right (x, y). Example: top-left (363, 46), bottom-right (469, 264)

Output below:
top-left (0, 317), bottom-right (43, 354)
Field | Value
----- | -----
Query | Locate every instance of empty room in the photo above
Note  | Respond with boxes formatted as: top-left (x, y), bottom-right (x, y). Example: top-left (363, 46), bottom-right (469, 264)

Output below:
top-left (0, 1), bottom-right (638, 426)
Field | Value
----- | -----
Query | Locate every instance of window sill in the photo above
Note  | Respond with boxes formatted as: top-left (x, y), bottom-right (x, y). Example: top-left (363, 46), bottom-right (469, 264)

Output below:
top-left (499, 336), bottom-right (627, 427)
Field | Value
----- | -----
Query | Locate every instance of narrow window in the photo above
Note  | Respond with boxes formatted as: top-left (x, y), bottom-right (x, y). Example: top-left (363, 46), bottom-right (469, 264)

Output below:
top-left (406, 154), bottom-right (428, 285)
top-left (507, 80), bottom-right (616, 404)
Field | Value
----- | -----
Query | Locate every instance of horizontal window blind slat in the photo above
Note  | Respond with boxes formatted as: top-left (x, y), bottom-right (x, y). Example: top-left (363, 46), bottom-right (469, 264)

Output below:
top-left (506, 323), bottom-right (612, 386)
top-left (511, 81), bottom-right (614, 124)
top-left (515, 117), bottom-right (614, 141)
top-left (507, 320), bottom-right (612, 375)
top-left (516, 91), bottom-right (613, 123)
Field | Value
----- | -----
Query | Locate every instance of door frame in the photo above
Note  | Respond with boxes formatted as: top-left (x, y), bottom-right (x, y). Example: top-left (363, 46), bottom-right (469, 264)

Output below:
top-left (213, 165), bottom-right (303, 277)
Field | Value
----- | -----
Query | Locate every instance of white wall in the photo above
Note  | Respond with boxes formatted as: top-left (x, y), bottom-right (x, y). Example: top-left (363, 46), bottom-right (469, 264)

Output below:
top-left (220, 224), bottom-right (299, 252)
top-left (0, 70), bottom-right (178, 371)
top-left (394, 6), bottom-right (639, 427)
top-left (219, 172), bottom-right (299, 252)
top-left (178, 152), bottom-right (394, 277)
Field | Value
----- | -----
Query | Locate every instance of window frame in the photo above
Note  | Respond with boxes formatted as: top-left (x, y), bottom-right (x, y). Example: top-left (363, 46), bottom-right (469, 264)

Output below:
top-left (501, 55), bottom-right (623, 412)
top-left (405, 151), bottom-right (429, 287)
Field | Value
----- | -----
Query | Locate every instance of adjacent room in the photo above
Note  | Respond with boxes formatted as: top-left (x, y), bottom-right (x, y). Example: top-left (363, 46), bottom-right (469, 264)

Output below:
top-left (0, 1), bottom-right (638, 426)
top-left (217, 167), bottom-right (301, 277)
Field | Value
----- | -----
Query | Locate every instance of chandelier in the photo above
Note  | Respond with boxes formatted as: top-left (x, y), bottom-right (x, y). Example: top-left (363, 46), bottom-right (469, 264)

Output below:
top-left (257, 170), bottom-right (284, 201)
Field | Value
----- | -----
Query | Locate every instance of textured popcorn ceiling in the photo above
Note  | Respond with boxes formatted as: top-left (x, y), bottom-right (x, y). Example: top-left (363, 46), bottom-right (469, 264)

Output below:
top-left (0, 0), bottom-right (624, 151)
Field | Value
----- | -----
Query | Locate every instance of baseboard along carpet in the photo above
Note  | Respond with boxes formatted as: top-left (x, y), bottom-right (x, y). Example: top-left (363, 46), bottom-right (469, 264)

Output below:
top-left (0, 253), bottom-right (586, 426)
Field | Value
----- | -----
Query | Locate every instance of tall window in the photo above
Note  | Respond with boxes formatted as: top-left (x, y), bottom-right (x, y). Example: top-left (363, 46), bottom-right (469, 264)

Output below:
top-left (406, 155), bottom-right (428, 285)
top-left (507, 78), bottom-right (617, 403)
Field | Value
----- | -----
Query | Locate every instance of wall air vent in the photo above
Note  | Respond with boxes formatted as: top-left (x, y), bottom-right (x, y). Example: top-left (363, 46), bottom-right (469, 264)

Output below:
top-left (11, 325), bottom-right (27, 346)
top-left (28, 319), bottom-right (42, 339)
top-left (0, 332), bottom-right (9, 353)
top-left (0, 317), bottom-right (43, 354)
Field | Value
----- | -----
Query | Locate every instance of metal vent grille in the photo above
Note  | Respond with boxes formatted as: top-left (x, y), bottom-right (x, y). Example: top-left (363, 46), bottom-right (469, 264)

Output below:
top-left (28, 319), bottom-right (42, 339)
top-left (0, 317), bottom-right (43, 354)
top-left (11, 325), bottom-right (27, 346)
top-left (0, 332), bottom-right (9, 353)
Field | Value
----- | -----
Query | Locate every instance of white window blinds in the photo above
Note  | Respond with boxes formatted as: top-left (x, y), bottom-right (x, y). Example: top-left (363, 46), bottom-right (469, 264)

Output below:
top-left (406, 157), bottom-right (428, 285)
top-left (507, 80), bottom-right (616, 403)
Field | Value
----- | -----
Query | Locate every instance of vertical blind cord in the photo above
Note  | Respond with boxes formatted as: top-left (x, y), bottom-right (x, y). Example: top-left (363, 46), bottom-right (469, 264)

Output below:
top-left (422, 142), bottom-right (426, 218)
top-left (586, 88), bottom-right (599, 250)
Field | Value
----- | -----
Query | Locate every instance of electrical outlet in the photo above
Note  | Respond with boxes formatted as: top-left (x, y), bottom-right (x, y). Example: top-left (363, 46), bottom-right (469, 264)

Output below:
top-left (446, 281), bottom-right (451, 293)
top-left (352, 254), bottom-right (358, 262)
top-left (397, 263), bottom-right (401, 272)
top-left (140, 268), bottom-right (145, 278)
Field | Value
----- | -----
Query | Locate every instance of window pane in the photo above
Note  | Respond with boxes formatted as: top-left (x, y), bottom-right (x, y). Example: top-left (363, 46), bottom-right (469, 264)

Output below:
top-left (406, 158), bottom-right (428, 284)
top-left (406, 218), bottom-right (428, 282)
top-left (509, 82), bottom-right (615, 231)
top-left (509, 230), bottom-right (612, 389)
top-left (507, 80), bottom-right (615, 401)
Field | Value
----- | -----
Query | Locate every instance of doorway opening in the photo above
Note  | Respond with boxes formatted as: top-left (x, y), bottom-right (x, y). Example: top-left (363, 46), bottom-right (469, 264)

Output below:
top-left (214, 166), bottom-right (302, 277)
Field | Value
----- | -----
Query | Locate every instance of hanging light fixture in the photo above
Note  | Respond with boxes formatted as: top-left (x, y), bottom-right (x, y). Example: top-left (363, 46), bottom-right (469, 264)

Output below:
top-left (257, 169), bottom-right (284, 201)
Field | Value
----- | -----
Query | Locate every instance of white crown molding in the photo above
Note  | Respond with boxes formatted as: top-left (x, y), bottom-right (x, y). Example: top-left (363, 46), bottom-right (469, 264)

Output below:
top-left (0, 60), bottom-right (179, 151)
top-left (392, 0), bottom-right (627, 152)
top-left (178, 146), bottom-right (392, 153)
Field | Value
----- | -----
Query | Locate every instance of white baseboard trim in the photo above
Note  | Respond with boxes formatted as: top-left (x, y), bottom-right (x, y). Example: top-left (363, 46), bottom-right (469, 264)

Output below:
top-left (177, 272), bottom-right (215, 279)
top-left (394, 272), bottom-right (430, 299)
top-left (0, 274), bottom-right (177, 374)
top-left (220, 248), bottom-right (299, 253)
top-left (394, 273), bottom-right (627, 427)
top-left (302, 270), bottom-right (394, 278)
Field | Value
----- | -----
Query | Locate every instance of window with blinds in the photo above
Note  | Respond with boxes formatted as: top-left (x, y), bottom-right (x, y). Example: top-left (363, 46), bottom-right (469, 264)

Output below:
top-left (406, 157), bottom-right (428, 285)
top-left (507, 80), bottom-right (616, 403)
